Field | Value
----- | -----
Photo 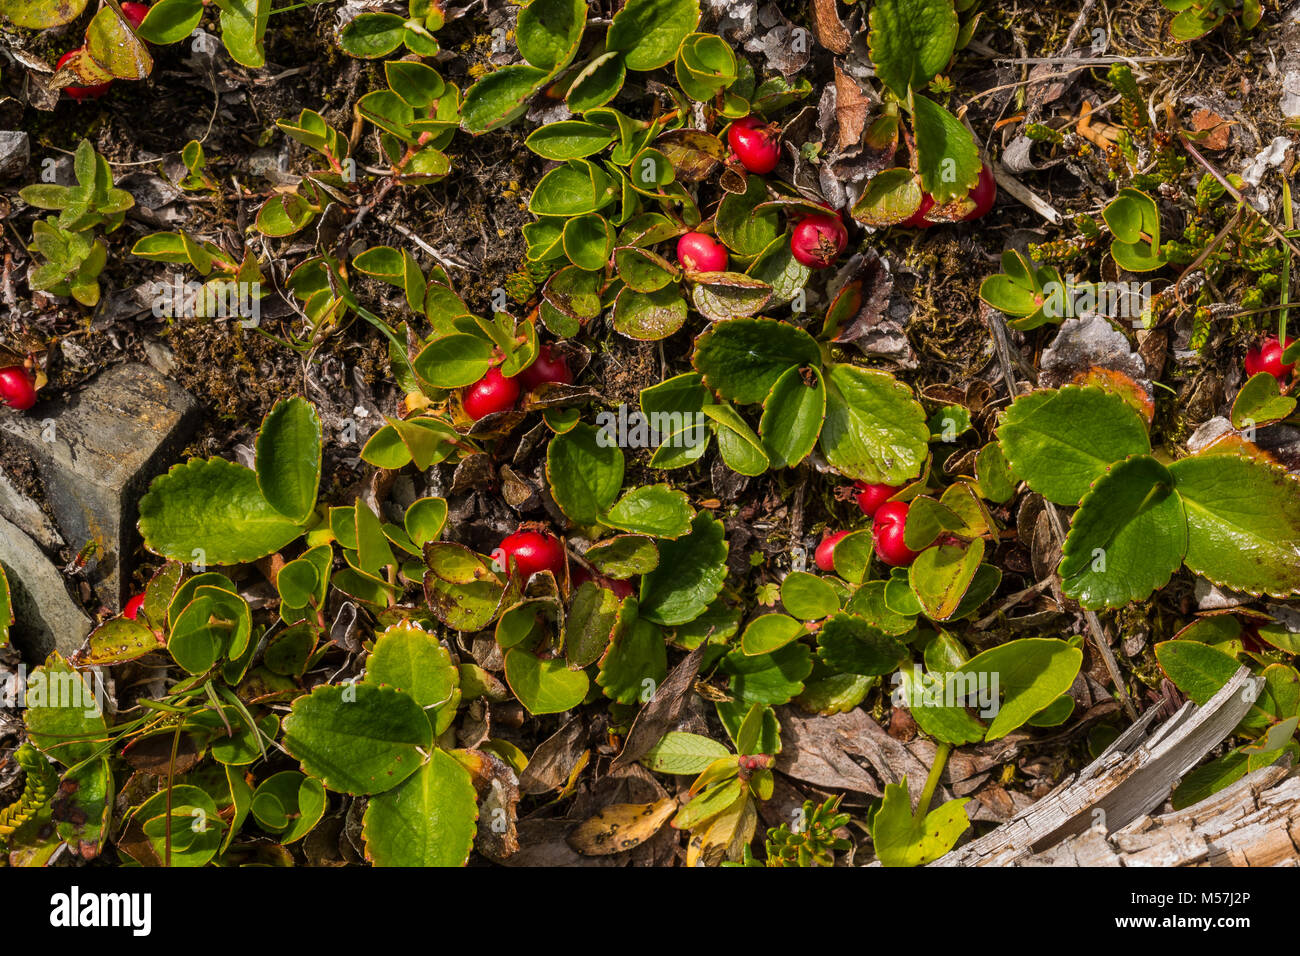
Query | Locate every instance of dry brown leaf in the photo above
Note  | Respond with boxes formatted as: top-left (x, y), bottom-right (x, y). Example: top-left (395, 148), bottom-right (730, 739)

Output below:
top-left (1190, 108), bottom-right (1233, 150)
top-left (810, 0), bottom-right (852, 54)
top-left (834, 63), bottom-right (871, 151)
top-left (611, 642), bottom-right (707, 771)
top-left (519, 716), bottom-right (587, 794)
top-left (567, 797), bottom-right (678, 856)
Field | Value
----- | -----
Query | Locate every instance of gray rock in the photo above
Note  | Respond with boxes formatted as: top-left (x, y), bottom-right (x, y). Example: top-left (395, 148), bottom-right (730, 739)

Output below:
top-left (1040, 314), bottom-right (1149, 394)
top-left (0, 514), bottom-right (91, 662)
top-left (0, 470), bottom-right (64, 552)
top-left (0, 363), bottom-right (199, 610)
top-left (0, 131), bottom-right (29, 179)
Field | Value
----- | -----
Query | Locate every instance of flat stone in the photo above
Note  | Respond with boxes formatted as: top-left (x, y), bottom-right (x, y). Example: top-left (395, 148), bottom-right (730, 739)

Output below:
top-left (0, 363), bottom-right (199, 610)
top-left (0, 514), bottom-right (90, 662)
top-left (0, 470), bottom-right (64, 553)
top-left (0, 131), bottom-right (29, 179)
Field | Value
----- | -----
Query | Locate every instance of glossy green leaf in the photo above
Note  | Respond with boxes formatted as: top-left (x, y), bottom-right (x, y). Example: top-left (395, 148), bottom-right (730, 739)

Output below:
top-left (602, 484), bottom-right (695, 538)
top-left (255, 397), bottom-right (321, 523)
top-left (613, 286), bottom-right (688, 340)
top-left (606, 0), bottom-right (701, 71)
top-left (639, 512), bottom-right (729, 626)
top-left (911, 94), bottom-right (980, 203)
top-left (526, 121), bottom-right (616, 160)
top-left (140, 458), bottom-right (305, 564)
top-left (529, 160), bottom-right (615, 216)
top-left (362, 749), bottom-right (477, 866)
top-left (819, 363), bottom-right (930, 485)
top-left (817, 613), bottom-right (908, 677)
top-left (25, 653), bottom-right (107, 768)
top-left (715, 174), bottom-right (781, 257)
top-left (218, 0), bottom-right (270, 68)
top-left (871, 779), bottom-right (969, 867)
top-left (640, 731), bottom-right (732, 774)
top-left (504, 649), bottom-right (590, 715)
top-left (547, 422), bottom-right (625, 524)
top-left (1170, 453), bottom-right (1300, 598)
top-left (1232, 372), bottom-right (1297, 430)
top-left (413, 333), bottom-right (494, 388)
top-left (692, 317), bottom-right (821, 405)
top-left (1059, 456), bottom-right (1186, 609)
top-left (910, 538), bottom-right (986, 620)
top-left (760, 364), bottom-right (825, 469)
top-left (597, 618), bottom-right (667, 705)
top-left (780, 572), bottom-right (839, 621)
top-left (896, 664), bottom-right (985, 745)
top-left (566, 52), bottom-right (626, 112)
top-left (740, 613), bottom-right (804, 656)
top-left (365, 621), bottom-right (457, 710)
top-left (867, 0), bottom-right (959, 98)
top-left (997, 386), bottom-right (1151, 506)
top-left (718, 645), bottom-right (809, 715)
top-left (957, 638), bottom-right (1082, 740)
top-left (461, 65), bottom-right (550, 134)
top-left (516, 0), bottom-right (586, 71)
top-left (283, 683), bottom-right (431, 795)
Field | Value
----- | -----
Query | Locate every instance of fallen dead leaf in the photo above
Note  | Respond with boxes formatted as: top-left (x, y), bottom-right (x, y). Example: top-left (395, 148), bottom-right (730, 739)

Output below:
top-left (519, 716), bottom-right (587, 794)
top-left (1190, 108), bottom-right (1232, 150)
top-left (834, 62), bottom-right (871, 151)
top-left (567, 797), bottom-right (678, 856)
top-left (810, 0), bottom-right (852, 55)
top-left (611, 642), bottom-right (708, 771)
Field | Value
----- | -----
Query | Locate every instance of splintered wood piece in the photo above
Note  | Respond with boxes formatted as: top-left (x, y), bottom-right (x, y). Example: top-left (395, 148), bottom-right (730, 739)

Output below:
top-left (932, 666), bottom-right (1263, 866)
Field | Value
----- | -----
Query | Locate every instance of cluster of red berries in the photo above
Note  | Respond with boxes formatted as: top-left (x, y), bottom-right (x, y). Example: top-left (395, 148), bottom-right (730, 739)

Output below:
top-left (814, 479), bottom-right (919, 572)
top-left (737, 754), bottom-right (768, 772)
top-left (462, 345), bottom-right (572, 421)
top-left (59, 2), bottom-right (150, 101)
top-left (727, 116), bottom-right (849, 267)
top-left (1245, 335), bottom-right (1295, 382)
top-left (901, 163), bottom-right (997, 228)
top-left (0, 366), bottom-right (37, 410)
top-left (672, 115), bottom-right (850, 277)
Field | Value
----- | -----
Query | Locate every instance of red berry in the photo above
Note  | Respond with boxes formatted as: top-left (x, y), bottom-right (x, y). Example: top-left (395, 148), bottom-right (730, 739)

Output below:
top-left (1245, 336), bottom-right (1295, 381)
top-left (852, 481), bottom-right (901, 517)
top-left (790, 213), bottom-right (848, 268)
top-left (900, 192), bottom-right (935, 229)
top-left (462, 366), bottom-right (520, 420)
top-left (0, 366), bottom-right (36, 410)
top-left (56, 51), bottom-right (112, 101)
top-left (677, 232), bottom-right (728, 273)
top-left (518, 345), bottom-right (573, 391)
top-left (962, 163), bottom-right (997, 221)
top-left (120, 2), bottom-right (150, 29)
top-left (123, 593), bottom-right (146, 620)
top-left (815, 530), bottom-right (850, 572)
top-left (872, 501), bottom-right (919, 567)
top-left (496, 530), bottom-right (565, 580)
top-left (727, 116), bottom-right (781, 174)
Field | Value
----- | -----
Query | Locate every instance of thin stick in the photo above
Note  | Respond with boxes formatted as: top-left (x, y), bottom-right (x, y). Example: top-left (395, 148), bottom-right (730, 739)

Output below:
top-left (995, 56), bottom-right (1184, 65)
top-left (1180, 135), bottom-right (1300, 259)
top-left (1042, 501), bottom-right (1138, 720)
top-left (985, 307), bottom-right (1138, 721)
